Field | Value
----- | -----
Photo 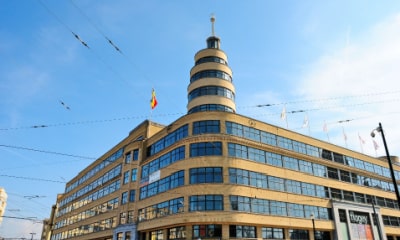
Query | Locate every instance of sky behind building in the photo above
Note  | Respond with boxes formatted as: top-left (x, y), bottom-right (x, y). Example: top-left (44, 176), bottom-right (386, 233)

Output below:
top-left (1, 0), bottom-right (400, 238)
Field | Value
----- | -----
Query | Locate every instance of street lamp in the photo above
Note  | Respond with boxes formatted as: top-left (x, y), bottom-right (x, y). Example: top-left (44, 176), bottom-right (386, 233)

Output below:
top-left (371, 122), bottom-right (400, 207)
top-left (310, 213), bottom-right (316, 240)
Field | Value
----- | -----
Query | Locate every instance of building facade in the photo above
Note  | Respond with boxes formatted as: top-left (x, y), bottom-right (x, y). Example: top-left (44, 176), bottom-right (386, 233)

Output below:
top-left (48, 19), bottom-right (400, 240)
top-left (0, 187), bottom-right (7, 225)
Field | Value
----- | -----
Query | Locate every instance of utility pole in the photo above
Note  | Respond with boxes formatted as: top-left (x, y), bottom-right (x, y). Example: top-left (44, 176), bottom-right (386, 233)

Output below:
top-left (30, 232), bottom-right (36, 240)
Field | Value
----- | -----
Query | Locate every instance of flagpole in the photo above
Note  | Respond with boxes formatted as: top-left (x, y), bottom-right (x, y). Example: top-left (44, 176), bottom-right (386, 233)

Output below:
top-left (323, 121), bottom-right (330, 142)
top-left (358, 133), bottom-right (364, 153)
top-left (342, 126), bottom-right (348, 148)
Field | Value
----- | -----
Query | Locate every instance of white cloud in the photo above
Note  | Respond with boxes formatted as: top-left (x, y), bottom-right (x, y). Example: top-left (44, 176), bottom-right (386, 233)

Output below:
top-left (296, 13), bottom-right (400, 157)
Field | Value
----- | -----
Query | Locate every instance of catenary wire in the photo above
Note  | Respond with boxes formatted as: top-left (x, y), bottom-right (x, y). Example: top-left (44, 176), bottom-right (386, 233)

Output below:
top-left (0, 97), bottom-right (398, 131)
top-left (0, 144), bottom-right (96, 160)
top-left (0, 174), bottom-right (66, 183)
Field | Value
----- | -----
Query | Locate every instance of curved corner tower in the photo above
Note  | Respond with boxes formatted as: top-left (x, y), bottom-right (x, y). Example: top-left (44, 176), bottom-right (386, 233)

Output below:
top-left (187, 16), bottom-right (236, 114)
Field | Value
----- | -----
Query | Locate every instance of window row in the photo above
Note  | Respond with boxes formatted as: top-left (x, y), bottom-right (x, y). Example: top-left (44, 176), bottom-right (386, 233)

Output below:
top-left (331, 188), bottom-right (398, 209)
top-left (54, 198), bottom-right (119, 230)
top-left (228, 143), bottom-right (395, 194)
top-left (190, 142), bottom-right (222, 157)
top-left (138, 197), bottom-right (184, 222)
top-left (149, 225), bottom-right (330, 240)
top-left (64, 147), bottom-right (123, 195)
top-left (72, 164), bottom-right (122, 203)
top-left (58, 177), bottom-right (121, 218)
top-left (225, 121), bottom-right (400, 181)
top-left (57, 164), bottom-right (122, 216)
top-left (383, 215), bottom-right (400, 227)
top-left (190, 70), bottom-right (232, 83)
top-left (195, 56), bottom-right (227, 65)
top-left (51, 216), bottom-right (117, 240)
top-left (190, 167), bottom-right (223, 184)
top-left (229, 168), bottom-right (327, 198)
top-left (142, 146), bottom-right (185, 178)
top-left (188, 104), bottom-right (234, 114)
top-left (146, 125), bottom-right (188, 157)
top-left (140, 171), bottom-right (184, 199)
top-left (192, 120), bottom-right (220, 135)
top-left (188, 86), bottom-right (235, 102)
top-left (230, 195), bottom-right (331, 220)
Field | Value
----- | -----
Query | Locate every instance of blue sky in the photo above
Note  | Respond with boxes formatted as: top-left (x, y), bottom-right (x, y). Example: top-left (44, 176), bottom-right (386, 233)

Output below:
top-left (1, 0), bottom-right (400, 238)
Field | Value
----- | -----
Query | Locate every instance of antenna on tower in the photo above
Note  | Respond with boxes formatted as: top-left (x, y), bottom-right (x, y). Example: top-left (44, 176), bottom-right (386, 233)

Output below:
top-left (210, 14), bottom-right (216, 36)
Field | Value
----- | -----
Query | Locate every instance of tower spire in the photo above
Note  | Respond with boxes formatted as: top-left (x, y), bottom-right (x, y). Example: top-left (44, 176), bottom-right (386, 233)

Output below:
top-left (210, 14), bottom-right (215, 36)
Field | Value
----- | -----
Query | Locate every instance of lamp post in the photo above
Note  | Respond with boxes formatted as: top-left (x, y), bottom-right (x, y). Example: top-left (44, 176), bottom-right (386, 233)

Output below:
top-left (310, 213), bottom-right (316, 240)
top-left (371, 122), bottom-right (400, 207)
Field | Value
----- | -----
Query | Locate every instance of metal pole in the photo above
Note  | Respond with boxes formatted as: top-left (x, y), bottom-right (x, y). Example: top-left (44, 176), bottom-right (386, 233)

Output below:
top-left (312, 218), bottom-right (316, 240)
top-left (379, 122), bottom-right (400, 207)
top-left (371, 200), bottom-right (384, 240)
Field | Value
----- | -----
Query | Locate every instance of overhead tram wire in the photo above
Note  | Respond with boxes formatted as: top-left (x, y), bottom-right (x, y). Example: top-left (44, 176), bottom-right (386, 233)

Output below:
top-left (241, 89), bottom-right (400, 109)
top-left (0, 144), bottom-right (96, 160)
top-left (36, 0), bottom-right (142, 90)
top-left (68, 0), bottom-right (185, 113)
top-left (0, 174), bottom-right (66, 184)
top-left (1, 98), bottom-right (399, 131)
top-left (0, 112), bottom-right (183, 131)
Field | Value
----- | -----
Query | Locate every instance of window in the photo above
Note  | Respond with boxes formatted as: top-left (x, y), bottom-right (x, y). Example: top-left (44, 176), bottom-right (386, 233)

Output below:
top-left (150, 230), bottom-right (163, 240)
top-left (129, 190), bottom-right (136, 202)
top-left (321, 149), bottom-right (332, 161)
top-left (193, 225), bottom-right (222, 238)
top-left (192, 120), bottom-right (220, 135)
top-left (127, 210), bottom-right (134, 223)
top-left (190, 167), bottom-right (223, 184)
top-left (302, 182), bottom-right (316, 196)
top-left (188, 104), bottom-right (234, 114)
top-left (278, 137), bottom-right (293, 151)
top-left (262, 227), bottom-right (284, 239)
top-left (268, 176), bottom-right (284, 191)
top-left (327, 167), bottom-right (339, 180)
top-left (125, 153), bottom-right (131, 163)
top-left (283, 156), bottom-right (299, 171)
top-left (286, 180), bottom-right (302, 194)
top-left (330, 188), bottom-right (342, 200)
top-left (119, 212), bottom-right (126, 224)
top-left (229, 225), bottom-right (256, 238)
top-left (190, 70), bottom-right (232, 82)
top-left (270, 201), bottom-right (287, 216)
top-left (299, 160), bottom-right (313, 174)
top-left (188, 87), bottom-right (234, 102)
top-left (261, 131), bottom-right (277, 146)
top-left (230, 195), bottom-right (250, 212)
top-left (248, 147), bottom-right (265, 163)
top-left (343, 190), bottom-right (354, 201)
top-left (190, 142), bottom-right (222, 157)
top-left (195, 56), bottom-right (227, 65)
top-left (147, 125), bottom-right (188, 157)
top-left (288, 203), bottom-right (304, 218)
top-left (123, 171), bottom-right (130, 185)
top-left (169, 226), bottom-right (186, 239)
top-left (288, 229), bottom-right (308, 240)
top-left (189, 195), bottom-right (223, 211)
top-left (121, 192), bottom-right (128, 205)
top-left (355, 193), bottom-right (365, 203)
top-left (313, 163), bottom-right (327, 177)
top-left (131, 169), bottom-right (137, 182)
top-left (333, 152), bottom-right (344, 164)
top-left (133, 149), bottom-right (139, 161)
top-left (266, 152), bottom-right (282, 167)
top-left (340, 170), bottom-right (351, 182)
